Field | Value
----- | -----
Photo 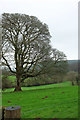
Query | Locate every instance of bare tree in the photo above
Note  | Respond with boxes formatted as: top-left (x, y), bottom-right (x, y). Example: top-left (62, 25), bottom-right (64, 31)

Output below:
top-left (47, 48), bottom-right (68, 76)
top-left (2, 13), bottom-right (67, 91)
top-left (2, 13), bottom-right (52, 91)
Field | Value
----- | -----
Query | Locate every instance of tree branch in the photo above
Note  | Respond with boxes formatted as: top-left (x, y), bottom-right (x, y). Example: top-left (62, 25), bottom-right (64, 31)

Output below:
top-left (2, 52), bottom-right (16, 74)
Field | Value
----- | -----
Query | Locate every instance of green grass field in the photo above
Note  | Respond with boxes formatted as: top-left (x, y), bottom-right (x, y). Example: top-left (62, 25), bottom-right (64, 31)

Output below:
top-left (2, 82), bottom-right (78, 118)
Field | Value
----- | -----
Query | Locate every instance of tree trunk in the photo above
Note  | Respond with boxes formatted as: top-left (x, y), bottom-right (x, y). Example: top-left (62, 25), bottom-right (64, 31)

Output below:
top-left (72, 81), bottom-right (74, 86)
top-left (14, 74), bottom-right (22, 92)
top-left (14, 85), bottom-right (22, 92)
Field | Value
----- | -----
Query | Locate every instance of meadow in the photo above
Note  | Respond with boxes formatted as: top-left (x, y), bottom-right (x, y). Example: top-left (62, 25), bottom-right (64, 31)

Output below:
top-left (2, 81), bottom-right (78, 118)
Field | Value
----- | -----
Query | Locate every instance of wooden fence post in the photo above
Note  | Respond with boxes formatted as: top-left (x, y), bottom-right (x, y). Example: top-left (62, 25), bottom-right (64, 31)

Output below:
top-left (4, 105), bottom-right (21, 119)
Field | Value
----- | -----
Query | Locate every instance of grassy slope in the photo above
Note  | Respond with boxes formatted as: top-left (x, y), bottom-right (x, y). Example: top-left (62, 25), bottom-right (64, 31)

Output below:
top-left (2, 82), bottom-right (78, 118)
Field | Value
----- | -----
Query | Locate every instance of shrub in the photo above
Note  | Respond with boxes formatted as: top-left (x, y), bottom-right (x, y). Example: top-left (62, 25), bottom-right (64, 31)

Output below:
top-left (63, 71), bottom-right (78, 85)
top-left (2, 75), bottom-right (12, 90)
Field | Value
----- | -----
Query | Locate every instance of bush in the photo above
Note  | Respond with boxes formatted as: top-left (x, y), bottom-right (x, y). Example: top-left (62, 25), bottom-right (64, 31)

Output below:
top-left (63, 71), bottom-right (78, 85)
top-left (22, 74), bottom-right (63, 87)
top-left (2, 75), bottom-right (12, 90)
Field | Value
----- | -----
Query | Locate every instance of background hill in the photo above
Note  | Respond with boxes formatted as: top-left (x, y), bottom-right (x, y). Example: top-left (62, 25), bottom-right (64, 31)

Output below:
top-left (68, 60), bottom-right (78, 64)
top-left (68, 60), bottom-right (78, 72)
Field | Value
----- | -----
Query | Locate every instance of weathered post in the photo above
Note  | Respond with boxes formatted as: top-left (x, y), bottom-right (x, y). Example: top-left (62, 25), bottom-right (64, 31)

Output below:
top-left (4, 105), bottom-right (21, 119)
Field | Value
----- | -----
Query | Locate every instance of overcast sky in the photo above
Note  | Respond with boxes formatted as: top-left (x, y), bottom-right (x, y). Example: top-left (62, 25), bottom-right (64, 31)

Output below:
top-left (0, 0), bottom-right (78, 60)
